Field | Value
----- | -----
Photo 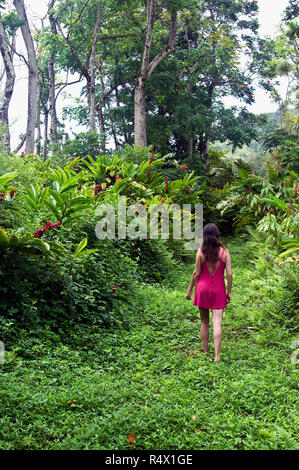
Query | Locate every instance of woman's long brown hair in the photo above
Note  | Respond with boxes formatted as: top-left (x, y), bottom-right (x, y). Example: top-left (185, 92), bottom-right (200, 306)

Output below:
top-left (201, 223), bottom-right (224, 264)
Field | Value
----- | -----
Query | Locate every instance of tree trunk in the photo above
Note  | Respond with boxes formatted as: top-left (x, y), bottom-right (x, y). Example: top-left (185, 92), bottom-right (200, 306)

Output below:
top-left (96, 100), bottom-right (106, 153)
top-left (198, 81), bottom-right (215, 173)
top-left (43, 110), bottom-right (48, 161)
top-left (48, 53), bottom-right (58, 144)
top-left (13, 0), bottom-right (38, 154)
top-left (48, 1), bottom-right (58, 144)
top-left (199, 135), bottom-right (210, 171)
top-left (36, 97), bottom-right (41, 155)
top-left (115, 86), bottom-right (128, 144)
top-left (134, 2), bottom-right (177, 147)
top-left (134, 77), bottom-right (147, 146)
top-left (188, 138), bottom-right (194, 156)
top-left (89, 0), bottom-right (102, 131)
top-left (0, 14), bottom-right (16, 153)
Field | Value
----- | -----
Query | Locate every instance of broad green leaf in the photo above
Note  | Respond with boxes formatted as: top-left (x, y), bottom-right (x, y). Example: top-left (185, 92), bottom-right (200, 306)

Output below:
top-left (0, 228), bottom-right (9, 249)
top-left (0, 171), bottom-right (17, 186)
top-left (74, 237), bottom-right (88, 257)
top-left (9, 234), bottom-right (20, 247)
top-left (43, 199), bottom-right (61, 219)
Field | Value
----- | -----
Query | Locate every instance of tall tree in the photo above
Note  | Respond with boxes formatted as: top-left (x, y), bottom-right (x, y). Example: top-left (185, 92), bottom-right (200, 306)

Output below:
top-left (0, 12), bottom-right (15, 152)
top-left (54, 0), bottom-right (104, 133)
top-left (13, 0), bottom-right (38, 154)
top-left (134, 0), bottom-right (177, 147)
top-left (89, 0), bottom-right (102, 132)
top-left (48, 0), bottom-right (58, 144)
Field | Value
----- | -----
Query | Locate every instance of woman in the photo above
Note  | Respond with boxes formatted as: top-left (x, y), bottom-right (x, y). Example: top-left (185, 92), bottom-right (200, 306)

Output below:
top-left (186, 223), bottom-right (232, 362)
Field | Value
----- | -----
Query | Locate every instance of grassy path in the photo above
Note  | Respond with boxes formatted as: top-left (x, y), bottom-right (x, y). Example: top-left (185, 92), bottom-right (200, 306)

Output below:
top-left (0, 236), bottom-right (298, 450)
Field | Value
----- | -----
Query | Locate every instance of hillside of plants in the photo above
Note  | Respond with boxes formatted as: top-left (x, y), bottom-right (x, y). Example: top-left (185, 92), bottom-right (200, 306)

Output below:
top-left (0, 0), bottom-right (298, 451)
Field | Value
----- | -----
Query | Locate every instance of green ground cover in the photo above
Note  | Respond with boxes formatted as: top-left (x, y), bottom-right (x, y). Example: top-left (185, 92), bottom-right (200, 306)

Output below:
top-left (0, 235), bottom-right (298, 450)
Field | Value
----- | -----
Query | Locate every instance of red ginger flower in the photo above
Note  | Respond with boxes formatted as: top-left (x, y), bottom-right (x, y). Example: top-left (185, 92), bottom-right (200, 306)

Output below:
top-left (149, 150), bottom-right (154, 165)
top-left (94, 184), bottom-right (100, 196)
top-left (34, 220), bottom-right (61, 238)
top-left (10, 185), bottom-right (16, 199)
top-left (128, 434), bottom-right (135, 446)
top-left (112, 284), bottom-right (118, 297)
top-left (34, 229), bottom-right (44, 238)
top-left (115, 175), bottom-right (120, 181)
top-left (165, 178), bottom-right (169, 194)
top-left (147, 169), bottom-right (151, 181)
top-left (51, 221), bottom-right (61, 228)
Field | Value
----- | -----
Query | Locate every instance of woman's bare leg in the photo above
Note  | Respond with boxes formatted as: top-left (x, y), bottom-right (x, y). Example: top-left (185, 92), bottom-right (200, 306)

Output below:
top-left (199, 308), bottom-right (209, 354)
top-left (212, 309), bottom-right (223, 362)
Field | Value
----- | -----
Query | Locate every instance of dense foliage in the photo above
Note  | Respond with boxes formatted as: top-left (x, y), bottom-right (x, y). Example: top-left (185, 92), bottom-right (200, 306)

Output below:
top-left (0, 0), bottom-right (298, 452)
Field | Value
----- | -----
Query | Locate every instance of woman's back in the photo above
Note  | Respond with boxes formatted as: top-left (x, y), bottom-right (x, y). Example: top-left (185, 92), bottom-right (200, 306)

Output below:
top-left (193, 246), bottom-right (227, 309)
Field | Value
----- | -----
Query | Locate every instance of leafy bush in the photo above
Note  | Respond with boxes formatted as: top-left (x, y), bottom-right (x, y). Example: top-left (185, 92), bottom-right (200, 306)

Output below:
top-left (0, 238), bottom-right (139, 350)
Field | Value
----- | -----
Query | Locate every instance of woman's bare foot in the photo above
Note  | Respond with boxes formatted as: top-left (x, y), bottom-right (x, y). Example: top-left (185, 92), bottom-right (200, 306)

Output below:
top-left (214, 355), bottom-right (220, 362)
top-left (193, 350), bottom-right (209, 357)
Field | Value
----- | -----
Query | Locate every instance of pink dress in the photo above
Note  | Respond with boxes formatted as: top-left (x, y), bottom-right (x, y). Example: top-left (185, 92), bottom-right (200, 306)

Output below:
top-left (193, 247), bottom-right (227, 309)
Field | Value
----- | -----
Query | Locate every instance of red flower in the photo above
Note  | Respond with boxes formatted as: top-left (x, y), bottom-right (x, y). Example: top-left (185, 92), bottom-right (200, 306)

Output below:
top-left (128, 434), bottom-right (135, 446)
top-left (209, 188), bottom-right (213, 191)
top-left (147, 169), bottom-right (151, 180)
top-left (115, 176), bottom-right (120, 181)
top-left (249, 186), bottom-right (252, 191)
top-left (51, 221), bottom-right (61, 228)
top-left (94, 184), bottom-right (100, 196)
top-left (10, 185), bottom-right (15, 199)
top-left (34, 229), bottom-right (44, 238)
top-left (183, 188), bottom-right (191, 194)
top-left (165, 178), bottom-right (169, 194)
top-left (281, 181), bottom-right (284, 187)
top-left (112, 284), bottom-right (118, 297)
top-left (34, 220), bottom-right (61, 238)
top-left (264, 210), bottom-right (268, 216)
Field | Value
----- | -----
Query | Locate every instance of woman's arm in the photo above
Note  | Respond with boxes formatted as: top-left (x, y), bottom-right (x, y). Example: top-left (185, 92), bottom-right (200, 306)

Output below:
top-left (225, 249), bottom-right (233, 303)
top-left (186, 250), bottom-right (201, 300)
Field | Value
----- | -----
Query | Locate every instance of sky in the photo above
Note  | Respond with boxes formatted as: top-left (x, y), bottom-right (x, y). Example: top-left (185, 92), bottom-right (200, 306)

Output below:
top-left (3, 0), bottom-right (291, 150)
